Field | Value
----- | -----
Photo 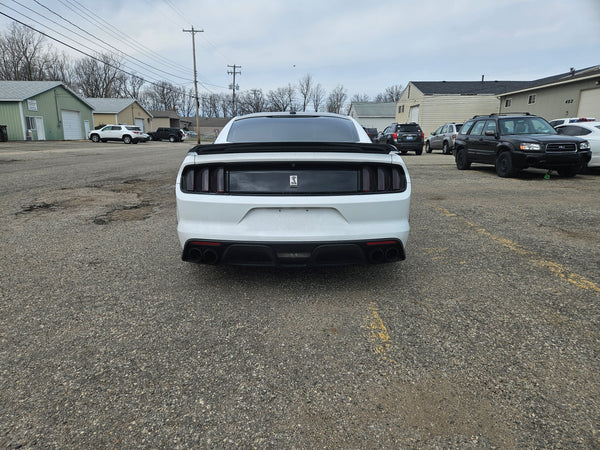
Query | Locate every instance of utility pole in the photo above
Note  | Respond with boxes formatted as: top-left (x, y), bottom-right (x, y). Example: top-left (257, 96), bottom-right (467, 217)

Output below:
top-left (183, 26), bottom-right (203, 144)
top-left (227, 64), bottom-right (241, 117)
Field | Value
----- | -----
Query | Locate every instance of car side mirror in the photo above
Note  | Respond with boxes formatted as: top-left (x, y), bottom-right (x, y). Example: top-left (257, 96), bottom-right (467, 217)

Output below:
top-left (485, 130), bottom-right (497, 137)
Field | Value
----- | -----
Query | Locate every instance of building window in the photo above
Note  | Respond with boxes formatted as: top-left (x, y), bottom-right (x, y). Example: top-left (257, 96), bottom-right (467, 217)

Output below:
top-left (504, 98), bottom-right (512, 108)
top-left (25, 116), bottom-right (37, 130)
top-left (528, 94), bottom-right (536, 104)
top-left (398, 105), bottom-right (404, 113)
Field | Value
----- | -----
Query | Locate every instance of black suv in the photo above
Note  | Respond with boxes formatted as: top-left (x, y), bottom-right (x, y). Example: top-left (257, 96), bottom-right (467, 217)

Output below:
top-left (453, 113), bottom-right (591, 177)
top-left (376, 122), bottom-right (424, 155)
top-left (148, 127), bottom-right (184, 142)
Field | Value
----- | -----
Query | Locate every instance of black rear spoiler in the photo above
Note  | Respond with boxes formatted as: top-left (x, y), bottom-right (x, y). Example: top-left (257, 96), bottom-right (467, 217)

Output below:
top-left (188, 142), bottom-right (398, 155)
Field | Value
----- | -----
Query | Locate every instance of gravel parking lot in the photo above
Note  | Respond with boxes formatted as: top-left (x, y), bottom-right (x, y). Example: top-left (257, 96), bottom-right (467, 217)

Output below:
top-left (1, 140), bottom-right (599, 448)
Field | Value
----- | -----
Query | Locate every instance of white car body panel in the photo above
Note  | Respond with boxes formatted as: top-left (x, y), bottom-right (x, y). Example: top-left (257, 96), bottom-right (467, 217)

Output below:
top-left (175, 112), bottom-right (411, 266)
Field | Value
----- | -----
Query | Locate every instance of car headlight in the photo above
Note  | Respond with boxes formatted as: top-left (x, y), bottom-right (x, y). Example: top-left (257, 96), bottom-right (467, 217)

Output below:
top-left (520, 143), bottom-right (541, 151)
top-left (579, 141), bottom-right (590, 150)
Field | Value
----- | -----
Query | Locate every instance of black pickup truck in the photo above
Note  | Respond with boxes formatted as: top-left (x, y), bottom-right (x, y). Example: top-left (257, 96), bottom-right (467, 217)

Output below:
top-left (148, 127), bottom-right (184, 142)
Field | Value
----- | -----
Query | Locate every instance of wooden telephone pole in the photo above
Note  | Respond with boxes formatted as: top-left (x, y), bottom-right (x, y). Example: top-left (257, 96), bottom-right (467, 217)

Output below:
top-left (183, 26), bottom-right (203, 144)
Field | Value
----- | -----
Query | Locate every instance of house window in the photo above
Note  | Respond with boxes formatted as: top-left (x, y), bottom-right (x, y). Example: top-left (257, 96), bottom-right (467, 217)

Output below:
top-left (505, 98), bottom-right (512, 108)
top-left (528, 94), bottom-right (536, 104)
top-left (398, 105), bottom-right (404, 113)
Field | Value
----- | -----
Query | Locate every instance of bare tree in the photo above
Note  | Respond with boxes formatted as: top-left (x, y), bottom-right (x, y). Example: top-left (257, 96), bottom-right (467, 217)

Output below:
top-left (0, 23), bottom-right (55, 80)
top-left (326, 84), bottom-right (347, 114)
top-left (144, 80), bottom-right (184, 111)
top-left (374, 84), bottom-right (403, 102)
top-left (123, 75), bottom-right (145, 99)
top-left (311, 83), bottom-right (325, 112)
top-left (267, 84), bottom-right (296, 112)
top-left (298, 74), bottom-right (313, 112)
top-left (237, 89), bottom-right (268, 115)
top-left (72, 53), bottom-right (126, 97)
top-left (350, 93), bottom-right (370, 103)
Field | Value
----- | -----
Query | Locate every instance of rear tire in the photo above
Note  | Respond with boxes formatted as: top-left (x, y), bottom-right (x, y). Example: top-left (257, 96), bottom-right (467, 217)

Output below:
top-left (123, 135), bottom-right (132, 144)
top-left (455, 148), bottom-right (471, 170)
top-left (496, 151), bottom-right (516, 177)
top-left (415, 146), bottom-right (423, 155)
top-left (425, 142), bottom-right (432, 153)
top-left (169, 136), bottom-right (176, 143)
top-left (442, 141), bottom-right (450, 154)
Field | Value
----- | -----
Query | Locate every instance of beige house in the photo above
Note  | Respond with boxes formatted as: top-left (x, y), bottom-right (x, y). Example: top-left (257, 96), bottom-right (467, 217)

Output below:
top-left (182, 117), bottom-right (230, 141)
top-left (498, 65), bottom-right (600, 121)
top-left (149, 110), bottom-right (192, 131)
top-left (347, 102), bottom-right (396, 132)
top-left (396, 81), bottom-right (530, 137)
top-left (86, 98), bottom-right (153, 131)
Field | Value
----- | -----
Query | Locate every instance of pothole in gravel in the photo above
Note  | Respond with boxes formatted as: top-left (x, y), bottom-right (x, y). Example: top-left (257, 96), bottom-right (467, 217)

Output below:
top-left (16, 178), bottom-right (168, 224)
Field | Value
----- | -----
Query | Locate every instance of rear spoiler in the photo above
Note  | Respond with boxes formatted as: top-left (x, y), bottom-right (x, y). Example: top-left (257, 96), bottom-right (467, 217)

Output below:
top-left (188, 142), bottom-right (398, 155)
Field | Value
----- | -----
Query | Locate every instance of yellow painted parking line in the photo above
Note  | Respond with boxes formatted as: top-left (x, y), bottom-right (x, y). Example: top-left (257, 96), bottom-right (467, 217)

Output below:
top-left (433, 206), bottom-right (600, 295)
top-left (366, 302), bottom-right (401, 375)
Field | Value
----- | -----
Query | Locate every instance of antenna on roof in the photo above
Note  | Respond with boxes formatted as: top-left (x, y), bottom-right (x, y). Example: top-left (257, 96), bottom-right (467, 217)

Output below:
top-left (481, 75), bottom-right (485, 83)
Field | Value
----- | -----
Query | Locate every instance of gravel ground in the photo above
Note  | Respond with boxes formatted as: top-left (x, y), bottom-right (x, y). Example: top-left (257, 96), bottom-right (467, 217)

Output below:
top-left (0, 141), bottom-right (598, 448)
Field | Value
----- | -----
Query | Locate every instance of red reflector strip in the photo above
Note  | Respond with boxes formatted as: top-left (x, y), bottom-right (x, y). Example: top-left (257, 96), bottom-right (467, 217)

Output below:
top-left (366, 241), bottom-right (397, 246)
top-left (190, 241), bottom-right (221, 246)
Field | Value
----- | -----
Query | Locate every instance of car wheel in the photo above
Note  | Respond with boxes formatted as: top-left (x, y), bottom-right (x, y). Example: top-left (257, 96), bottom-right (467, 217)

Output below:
top-left (91, 134), bottom-right (100, 143)
top-left (496, 151), bottom-right (516, 177)
top-left (123, 135), bottom-right (132, 144)
top-left (455, 148), bottom-right (471, 170)
top-left (147, 135), bottom-right (153, 141)
top-left (425, 142), bottom-right (432, 153)
top-left (169, 136), bottom-right (176, 143)
top-left (415, 146), bottom-right (423, 155)
top-left (557, 167), bottom-right (578, 177)
top-left (442, 141), bottom-right (450, 154)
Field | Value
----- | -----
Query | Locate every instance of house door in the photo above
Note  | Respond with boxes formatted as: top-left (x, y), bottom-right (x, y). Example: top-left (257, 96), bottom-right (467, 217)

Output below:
top-left (84, 120), bottom-right (90, 137)
top-left (409, 105), bottom-right (419, 123)
top-left (35, 117), bottom-right (46, 140)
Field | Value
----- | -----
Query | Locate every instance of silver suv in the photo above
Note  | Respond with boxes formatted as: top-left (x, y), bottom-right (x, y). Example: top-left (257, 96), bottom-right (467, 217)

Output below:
top-left (88, 125), bottom-right (148, 144)
top-left (425, 123), bottom-right (462, 154)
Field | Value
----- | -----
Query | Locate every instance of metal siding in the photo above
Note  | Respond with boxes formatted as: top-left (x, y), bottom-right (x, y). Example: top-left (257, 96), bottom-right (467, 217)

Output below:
top-left (0, 102), bottom-right (25, 140)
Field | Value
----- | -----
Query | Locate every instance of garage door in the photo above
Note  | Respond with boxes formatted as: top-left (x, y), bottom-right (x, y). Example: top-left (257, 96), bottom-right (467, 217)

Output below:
top-left (61, 110), bottom-right (82, 140)
top-left (135, 118), bottom-right (145, 131)
top-left (578, 88), bottom-right (600, 118)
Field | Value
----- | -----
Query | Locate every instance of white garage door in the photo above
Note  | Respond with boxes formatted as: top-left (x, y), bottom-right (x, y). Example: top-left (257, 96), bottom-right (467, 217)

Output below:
top-left (409, 105), bottom-right (420, 123)
top-left (578, 88), bottom-right (600, 118)
top-left (61, 110), bottom-right (82, 140)
top-left (135, 118), bottom-right (145, 131)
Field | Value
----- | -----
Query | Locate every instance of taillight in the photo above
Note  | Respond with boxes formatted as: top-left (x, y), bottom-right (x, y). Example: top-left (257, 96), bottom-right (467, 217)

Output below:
top-left (182, 165), bottom-right (225, 193)
top-left (421, 132), bottom-right (424, 140)
top-left (392, 132), bottom-right (397, 140)
top-left (361, 165), bottom-right (406, 193)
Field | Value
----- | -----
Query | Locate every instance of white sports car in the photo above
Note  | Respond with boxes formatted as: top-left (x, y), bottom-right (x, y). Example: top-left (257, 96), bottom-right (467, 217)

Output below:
top-left (175, 112), bottom-right (411, 267)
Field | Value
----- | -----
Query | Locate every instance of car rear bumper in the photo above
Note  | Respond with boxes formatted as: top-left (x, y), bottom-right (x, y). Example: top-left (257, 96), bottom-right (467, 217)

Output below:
top-left (181, 239), bottom-right (405, 267)
top-left (394, 141), bottom-right (423, 151)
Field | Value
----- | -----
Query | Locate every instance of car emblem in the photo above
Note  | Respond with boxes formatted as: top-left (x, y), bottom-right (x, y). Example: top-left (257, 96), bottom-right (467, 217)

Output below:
top-left (290, 175), bottom-right (298, 187)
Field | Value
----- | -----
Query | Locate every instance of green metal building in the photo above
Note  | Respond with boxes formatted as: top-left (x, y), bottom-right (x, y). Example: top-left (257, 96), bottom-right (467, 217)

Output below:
top-left (0, 81), bottom-right (94, 141)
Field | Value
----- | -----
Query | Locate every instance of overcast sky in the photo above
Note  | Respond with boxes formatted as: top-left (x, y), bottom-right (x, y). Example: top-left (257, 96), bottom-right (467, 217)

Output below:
top-left (2, 0), bottom-right (600, 99)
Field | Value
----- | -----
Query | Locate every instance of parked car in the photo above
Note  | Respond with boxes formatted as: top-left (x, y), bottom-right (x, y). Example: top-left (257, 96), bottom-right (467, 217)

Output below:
top-left (425, 123), bottom-right (463, 154)
top-left (147, 127), bottom-right (184, 142)
top-left (454, 113), bottom-right (591, 177)
top-left (376, 122), bottom-right (424, 155)
top-left (555, 121), bottom-right (600, 167)
top-left (362, 127), bottom-right (378, 142)
top-left (549, 117), bottom-right (597, 128)
top-left (88, 125), bottom-right (148, 144)
top-left (175, 111), bottom-right (411, 267)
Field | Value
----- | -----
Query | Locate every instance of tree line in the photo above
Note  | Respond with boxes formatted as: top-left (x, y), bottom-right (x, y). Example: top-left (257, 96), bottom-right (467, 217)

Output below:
top-left (0, 23), bottom-right (402, 118)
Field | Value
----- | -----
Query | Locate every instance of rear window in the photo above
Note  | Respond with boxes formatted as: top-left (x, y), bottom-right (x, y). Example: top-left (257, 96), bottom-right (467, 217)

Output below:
top-left (226, 116), bottom-right (360, 143)
top-left (126, 126), bottom-right (141, 131)
top-left (396, 124), bottom-right (420, 132)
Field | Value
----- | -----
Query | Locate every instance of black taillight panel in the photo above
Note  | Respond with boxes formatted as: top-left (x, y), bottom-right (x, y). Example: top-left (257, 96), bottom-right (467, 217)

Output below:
top-left (181, 163), bottom-right (407, 195)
